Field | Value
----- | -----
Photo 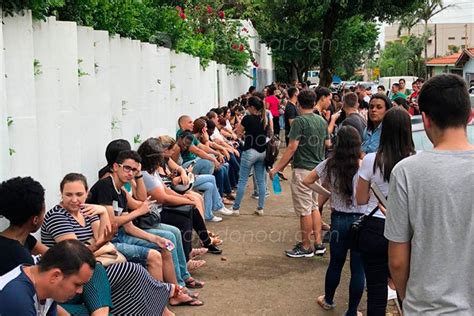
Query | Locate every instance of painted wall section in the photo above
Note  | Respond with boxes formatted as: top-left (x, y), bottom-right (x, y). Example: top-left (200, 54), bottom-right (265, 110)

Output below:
top-left (0, 12), bottom-right (273, 230)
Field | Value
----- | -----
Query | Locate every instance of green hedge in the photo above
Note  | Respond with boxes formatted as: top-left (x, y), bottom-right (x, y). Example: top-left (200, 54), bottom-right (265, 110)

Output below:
top-left (2, 0), bottom-right (253, 74)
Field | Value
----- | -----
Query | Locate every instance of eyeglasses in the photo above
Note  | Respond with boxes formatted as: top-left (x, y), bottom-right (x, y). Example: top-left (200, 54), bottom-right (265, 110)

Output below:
top-left (118, 164), bottom-right (139, 174)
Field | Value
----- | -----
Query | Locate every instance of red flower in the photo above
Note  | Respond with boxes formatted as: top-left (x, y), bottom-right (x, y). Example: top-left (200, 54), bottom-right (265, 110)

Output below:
top-left (253, 61), bottom-right (259, 67)
top-left (207, 5), bottom-right (213, 14)
top-left (242, 27), bottom-right (248, 33)
top-left (175, 6), bottom-right (182, 12)
top-left (231, 43), bottom-right (238, 50)
top-left (179, 12), bottom-right (186, 20)
top-left (239, 44), bottom-right (244, 51)
top-left (218, 11), bottom-right (225, 19)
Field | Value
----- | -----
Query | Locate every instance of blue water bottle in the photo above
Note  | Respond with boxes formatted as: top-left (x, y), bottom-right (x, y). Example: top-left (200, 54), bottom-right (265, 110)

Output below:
top-left (272, 174), bottom-right (282, 195)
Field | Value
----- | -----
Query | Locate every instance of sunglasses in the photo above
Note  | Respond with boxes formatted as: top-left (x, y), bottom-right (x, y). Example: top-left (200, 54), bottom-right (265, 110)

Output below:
top-left (118, 164), bottom-right (139, 174)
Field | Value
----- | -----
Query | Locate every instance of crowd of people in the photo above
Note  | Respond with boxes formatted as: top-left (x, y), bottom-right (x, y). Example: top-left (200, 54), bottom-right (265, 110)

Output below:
top-left (0, 73), bottom-right (473, 316)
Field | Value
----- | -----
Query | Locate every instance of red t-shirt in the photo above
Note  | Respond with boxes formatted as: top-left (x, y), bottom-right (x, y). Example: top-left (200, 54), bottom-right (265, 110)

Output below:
top-left (265, 95), bottom-right (280, 117)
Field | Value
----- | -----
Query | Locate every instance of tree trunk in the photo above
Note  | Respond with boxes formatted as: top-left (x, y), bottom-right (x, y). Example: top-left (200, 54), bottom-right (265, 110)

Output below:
top-left (320, 11), bottom-right (338, 87)
top-left (424, 20), bottom-right (428, 77)
top-left (290, 64), bottom-right (298, 82)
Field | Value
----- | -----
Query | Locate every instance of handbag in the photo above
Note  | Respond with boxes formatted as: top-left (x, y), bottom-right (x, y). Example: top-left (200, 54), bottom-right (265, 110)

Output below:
top-left (160, 170), bottom-right (194, 194)
top-left (86, 240), bottom-right (127, 267)
top-left (133, 203), bottom-right (161, 229)
top-left (348, 206), bottom-right (379, 251)
top-left (171, 172), bottom-right (195, 194)
top-left (162, 204), bottom-right (194, 218)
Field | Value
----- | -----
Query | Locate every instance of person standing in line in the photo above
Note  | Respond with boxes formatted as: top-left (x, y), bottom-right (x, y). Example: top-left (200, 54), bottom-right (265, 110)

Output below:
top-left (304, 126), bottom-right (366, 316)
top-left (356, 107), bottom-right (415, 315)
top-left (265, 85), bottom-right (281, 138)
top-left (232, 96), bottom-right (268, 216)
top-left (270, 89), bottom-right (330, 258)
top-left (362, 94), bottom-right (392, 154)
top-left (341, 92), bottom-right (367, 140)
top-left (385, 74), bottom-right (474, 315)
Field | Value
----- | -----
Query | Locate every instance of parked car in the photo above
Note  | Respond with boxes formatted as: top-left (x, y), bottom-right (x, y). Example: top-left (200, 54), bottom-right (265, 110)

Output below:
top-left (412, 99), bottom-right (474, 150)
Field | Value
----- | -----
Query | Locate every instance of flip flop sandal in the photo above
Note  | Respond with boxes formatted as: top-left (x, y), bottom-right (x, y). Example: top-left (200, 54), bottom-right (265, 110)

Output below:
top-left (183, 288), bottom-right (199, 298)
top-left (186, 260), bottom-right (206, 272)
top-left (190, 247), bottom-right (208, 259)
top-left (211, 237), bottom-right (223, 246)
top-left (208, 231), bottom-right (220, 238)
top-left (185, 277), bottom-right (205, 289)
top-left (170, 298), bottom-right (204, 307)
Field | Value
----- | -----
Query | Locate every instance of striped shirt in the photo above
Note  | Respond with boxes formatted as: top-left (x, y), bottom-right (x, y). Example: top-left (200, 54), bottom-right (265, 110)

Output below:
top-left (41, 204), bottom-right (98, 247)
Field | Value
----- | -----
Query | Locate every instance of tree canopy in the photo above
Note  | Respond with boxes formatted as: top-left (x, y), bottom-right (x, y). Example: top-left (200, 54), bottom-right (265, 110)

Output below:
top-left (236, 0), bottom-right (419, 85)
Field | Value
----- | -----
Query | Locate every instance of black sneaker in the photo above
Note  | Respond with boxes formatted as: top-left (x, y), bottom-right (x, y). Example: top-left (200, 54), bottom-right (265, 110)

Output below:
top-left (314, 243), bottom-right (326, 256)
top-left (206, 243), bottom-right (223, 255)
top-left (285, 242), bottom-right (314, 258)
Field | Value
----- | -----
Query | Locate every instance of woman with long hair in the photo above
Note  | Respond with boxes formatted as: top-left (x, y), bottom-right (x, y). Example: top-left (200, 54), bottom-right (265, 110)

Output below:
top-left (362, 94), bottom-right (392, 154)
top-left (232, 96), bottom-right (268, 216)
top-left (156, 135), bottom-right (231, 229)
top-left (137, 138), bottom-right (222, 257)
top-left (304, 126), bottom-right (366, 316)
top-left (356, 107), bottom-right (415, 315)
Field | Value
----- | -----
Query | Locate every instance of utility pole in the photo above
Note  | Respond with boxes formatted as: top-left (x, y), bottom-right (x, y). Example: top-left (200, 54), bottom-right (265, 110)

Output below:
top-left (434, 24), bottom-right (437, 57)
top-left (465, 24), bottom-right (468, 49)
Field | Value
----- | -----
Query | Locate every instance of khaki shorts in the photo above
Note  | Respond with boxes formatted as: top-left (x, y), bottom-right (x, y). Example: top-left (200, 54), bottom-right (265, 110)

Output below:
top-left (291, 168), bottom-right (318, 217)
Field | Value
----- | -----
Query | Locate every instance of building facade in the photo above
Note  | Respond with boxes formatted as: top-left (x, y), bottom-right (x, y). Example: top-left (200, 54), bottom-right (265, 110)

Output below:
top-left (385, 23), bottom-right (473, 58)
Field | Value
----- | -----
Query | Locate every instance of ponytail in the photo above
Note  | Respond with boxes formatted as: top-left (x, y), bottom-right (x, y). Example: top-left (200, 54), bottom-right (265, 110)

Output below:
top-left (261, 106), bottom-right (267, 129)
top-left (248, 96), bottom-right (267, 128)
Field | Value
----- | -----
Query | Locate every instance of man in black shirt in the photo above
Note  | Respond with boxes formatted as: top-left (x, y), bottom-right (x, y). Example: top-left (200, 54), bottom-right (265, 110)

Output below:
top-left (341, 92), bottom-right (366, 139)
top-left (284, 86), bottom-right (299, 146)
top-left (87, 150), bottom-right (175, 282)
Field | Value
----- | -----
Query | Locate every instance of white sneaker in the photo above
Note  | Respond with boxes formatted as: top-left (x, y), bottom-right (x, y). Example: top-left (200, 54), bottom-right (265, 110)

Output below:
top-left (254, 209), bottom-right (264, 216)
top-left (215, 207), bottom-right (233, 216)
top-left (208, 216), bottom-right (223, 222)
top-left (231, 209), bottom-right (240, 216)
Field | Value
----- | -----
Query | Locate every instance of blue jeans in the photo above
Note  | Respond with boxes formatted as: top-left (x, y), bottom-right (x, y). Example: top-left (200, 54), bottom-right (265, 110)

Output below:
top-left (145, 224), bottom-right (191, 287)
top-left (114, 228), bottom-right (185, 286)
top-left (113, 229), bottom-right (151, 266)
top-left (194, 174), bottom-right (224, 220)
top-left (227, 153), bottom-right (240, 188)
top-left (252, 167), bottom-right (269, 195)
top-left (183, 158), bottom-right (214, 175)
top-left (325, 211), bottom-right (365, 316)
top-left (233, 149), bottom-right (266, 210)
top-left (214, 162), bottom-right (231, 196)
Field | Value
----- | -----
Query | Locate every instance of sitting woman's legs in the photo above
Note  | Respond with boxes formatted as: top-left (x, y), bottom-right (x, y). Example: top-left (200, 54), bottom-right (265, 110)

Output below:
top-left (194, 180), bottom-right (216, 220)
top-left (160, 209), bottom-right (194, 261)
top-left (145, 228), bottom-right (186, 286)
top-left (105, 262), bottom-right (172, 315)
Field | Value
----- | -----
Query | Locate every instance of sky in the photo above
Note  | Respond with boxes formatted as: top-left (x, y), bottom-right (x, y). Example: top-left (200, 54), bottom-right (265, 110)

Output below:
top-left (378, 0), bottom-right (474, 46)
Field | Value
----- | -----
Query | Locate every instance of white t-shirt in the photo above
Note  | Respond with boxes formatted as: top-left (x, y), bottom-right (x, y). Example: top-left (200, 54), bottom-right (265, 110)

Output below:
top-left (316, 159), bottom-right (367, 214)
top-left (211, 128), bottom-right (225, 142)
top-left (358, 152), bottom-right (389, 218)
top-left (225, 120), bottom-right (233, 132)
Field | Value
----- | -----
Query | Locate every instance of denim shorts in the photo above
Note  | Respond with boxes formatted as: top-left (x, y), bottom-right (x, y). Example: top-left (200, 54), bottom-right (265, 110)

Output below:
top-left (112, 229), bottom-right (154, 266)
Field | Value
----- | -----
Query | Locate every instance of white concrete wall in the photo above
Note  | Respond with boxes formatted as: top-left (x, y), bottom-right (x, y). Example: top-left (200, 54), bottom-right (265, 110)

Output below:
top-left (0, 12), bottom-right (273, 230)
